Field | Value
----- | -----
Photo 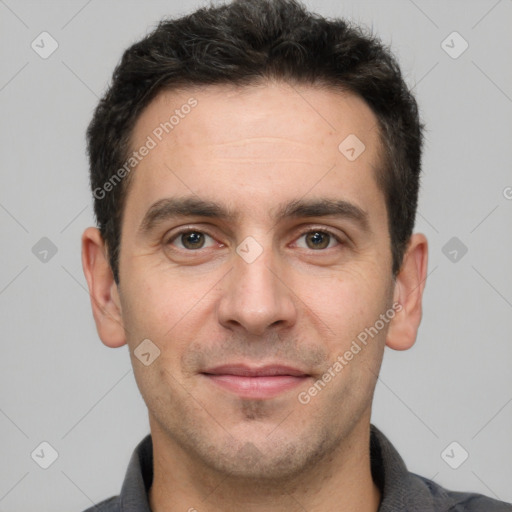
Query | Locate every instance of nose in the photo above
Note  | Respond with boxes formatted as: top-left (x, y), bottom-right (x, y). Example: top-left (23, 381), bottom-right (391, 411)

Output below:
top-left (216, 243), bottom-right (298, 336)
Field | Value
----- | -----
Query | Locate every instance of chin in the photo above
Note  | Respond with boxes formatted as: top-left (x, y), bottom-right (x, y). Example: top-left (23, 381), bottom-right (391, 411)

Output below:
top-left (188, 424), bottom-right (335, 483)
top-left (208, 443), bottom-right (303, 481)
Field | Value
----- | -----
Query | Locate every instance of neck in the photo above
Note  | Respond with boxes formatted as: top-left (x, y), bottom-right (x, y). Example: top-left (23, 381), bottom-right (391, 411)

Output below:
top-left (148, 416), bottom-right (381, 512)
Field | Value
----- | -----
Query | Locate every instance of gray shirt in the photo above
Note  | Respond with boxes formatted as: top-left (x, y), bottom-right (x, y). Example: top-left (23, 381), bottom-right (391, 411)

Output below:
top-left (82, 424), bottom-right (511, 511)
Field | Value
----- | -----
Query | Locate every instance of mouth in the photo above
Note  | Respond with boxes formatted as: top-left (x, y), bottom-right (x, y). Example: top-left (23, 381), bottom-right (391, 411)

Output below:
top-left (201, 364), bottom-right (310, 399)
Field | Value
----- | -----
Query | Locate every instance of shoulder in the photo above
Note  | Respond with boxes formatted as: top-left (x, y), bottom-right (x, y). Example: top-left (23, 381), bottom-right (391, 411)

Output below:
top-left (410, 472), bottom-right (512, 511)
top-left (370, 424), bottom-right (511, 511)
top-left (80, 495), bottom-right (119, 512)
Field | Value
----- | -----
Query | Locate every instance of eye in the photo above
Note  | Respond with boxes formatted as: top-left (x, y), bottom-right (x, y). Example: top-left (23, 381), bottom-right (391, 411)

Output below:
top-left (167, 230), bottom-right (217, 250)
top-left (164, 227), bottom-right (343, 253)
top-left (295, 230), bottom-right (341, 250)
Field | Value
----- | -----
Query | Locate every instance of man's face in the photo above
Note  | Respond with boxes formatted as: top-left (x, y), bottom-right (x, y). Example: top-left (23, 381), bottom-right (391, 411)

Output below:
top-left (116, 82), bottom-right (396, 479)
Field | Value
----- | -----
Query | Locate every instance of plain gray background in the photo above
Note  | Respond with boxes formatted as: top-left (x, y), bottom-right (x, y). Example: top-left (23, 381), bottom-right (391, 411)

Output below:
top-left (0, 0), bottom-right (511, 510)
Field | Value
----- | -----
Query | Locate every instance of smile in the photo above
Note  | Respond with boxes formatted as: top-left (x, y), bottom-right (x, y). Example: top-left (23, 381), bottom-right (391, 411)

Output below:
top-left (201, 364), bottom-right (310, 399)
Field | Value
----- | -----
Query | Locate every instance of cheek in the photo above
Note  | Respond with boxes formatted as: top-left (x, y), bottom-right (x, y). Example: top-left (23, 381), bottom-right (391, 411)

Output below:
top-left (120, 267), bottom-right (221, 360)
top-left (301, 265), bottom-right (391, 338)
top-left (120, 272), bottom-right (183, 341)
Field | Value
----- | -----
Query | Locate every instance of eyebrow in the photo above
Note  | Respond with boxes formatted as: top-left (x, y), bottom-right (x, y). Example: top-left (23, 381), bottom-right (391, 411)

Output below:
top-left (137, 196), bottom-right (370, 235)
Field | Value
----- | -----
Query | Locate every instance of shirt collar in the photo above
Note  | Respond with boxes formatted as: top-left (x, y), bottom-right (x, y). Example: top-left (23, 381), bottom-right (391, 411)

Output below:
top-left (369, 424), bottom-right (438, 511)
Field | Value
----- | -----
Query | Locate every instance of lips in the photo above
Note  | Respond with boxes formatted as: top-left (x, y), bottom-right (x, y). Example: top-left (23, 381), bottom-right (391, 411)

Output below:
top-left (201, 364), bottom-right (310, 399)
top-left (203, 364), bottom-right (308, 377)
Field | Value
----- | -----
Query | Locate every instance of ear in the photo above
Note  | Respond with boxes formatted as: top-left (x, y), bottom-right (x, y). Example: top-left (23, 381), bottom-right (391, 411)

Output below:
top-left (386, 233), bottom-right (428, 351)
top-left (81, 227), bottom-right (127, 348)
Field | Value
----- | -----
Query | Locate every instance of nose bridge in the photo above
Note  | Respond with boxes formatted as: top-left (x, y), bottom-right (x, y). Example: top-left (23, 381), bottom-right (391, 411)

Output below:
top-left (217, 235), bottom-right (297, 334)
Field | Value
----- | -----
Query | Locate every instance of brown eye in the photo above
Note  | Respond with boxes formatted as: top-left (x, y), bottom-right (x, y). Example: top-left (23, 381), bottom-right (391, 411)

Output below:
top-left (181, 232), bottom-right (205, 249)
top-left (168, 230), bottom-right (216, 250)
top-left (296, 230), bottom-right (340, 250)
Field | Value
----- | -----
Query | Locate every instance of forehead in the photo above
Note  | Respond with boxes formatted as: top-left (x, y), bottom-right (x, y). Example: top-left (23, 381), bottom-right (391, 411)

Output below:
top-left (125, 82), bottom-right (385, 225)
top-left (132, 81), bottom-right (380, 153)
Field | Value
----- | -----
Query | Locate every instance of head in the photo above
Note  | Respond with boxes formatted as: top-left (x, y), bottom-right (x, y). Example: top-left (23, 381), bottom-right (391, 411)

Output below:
top-left (82, 0), bottom-right (427, 482)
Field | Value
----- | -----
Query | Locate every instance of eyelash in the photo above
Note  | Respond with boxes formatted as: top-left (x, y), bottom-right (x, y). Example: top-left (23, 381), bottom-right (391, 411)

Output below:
top-left (165, 226), bottom-right (345, 252)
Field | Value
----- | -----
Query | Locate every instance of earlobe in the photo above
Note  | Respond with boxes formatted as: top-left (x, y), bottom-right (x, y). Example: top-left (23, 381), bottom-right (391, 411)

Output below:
top-left (81, 227), bottom-right (127, 348)
top-left (386, 233), bottom-right (428, 351)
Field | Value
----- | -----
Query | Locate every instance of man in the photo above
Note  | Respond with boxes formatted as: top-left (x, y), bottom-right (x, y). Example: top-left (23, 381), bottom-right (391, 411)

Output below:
top-left (80, 0), bottom-right (511, 510)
